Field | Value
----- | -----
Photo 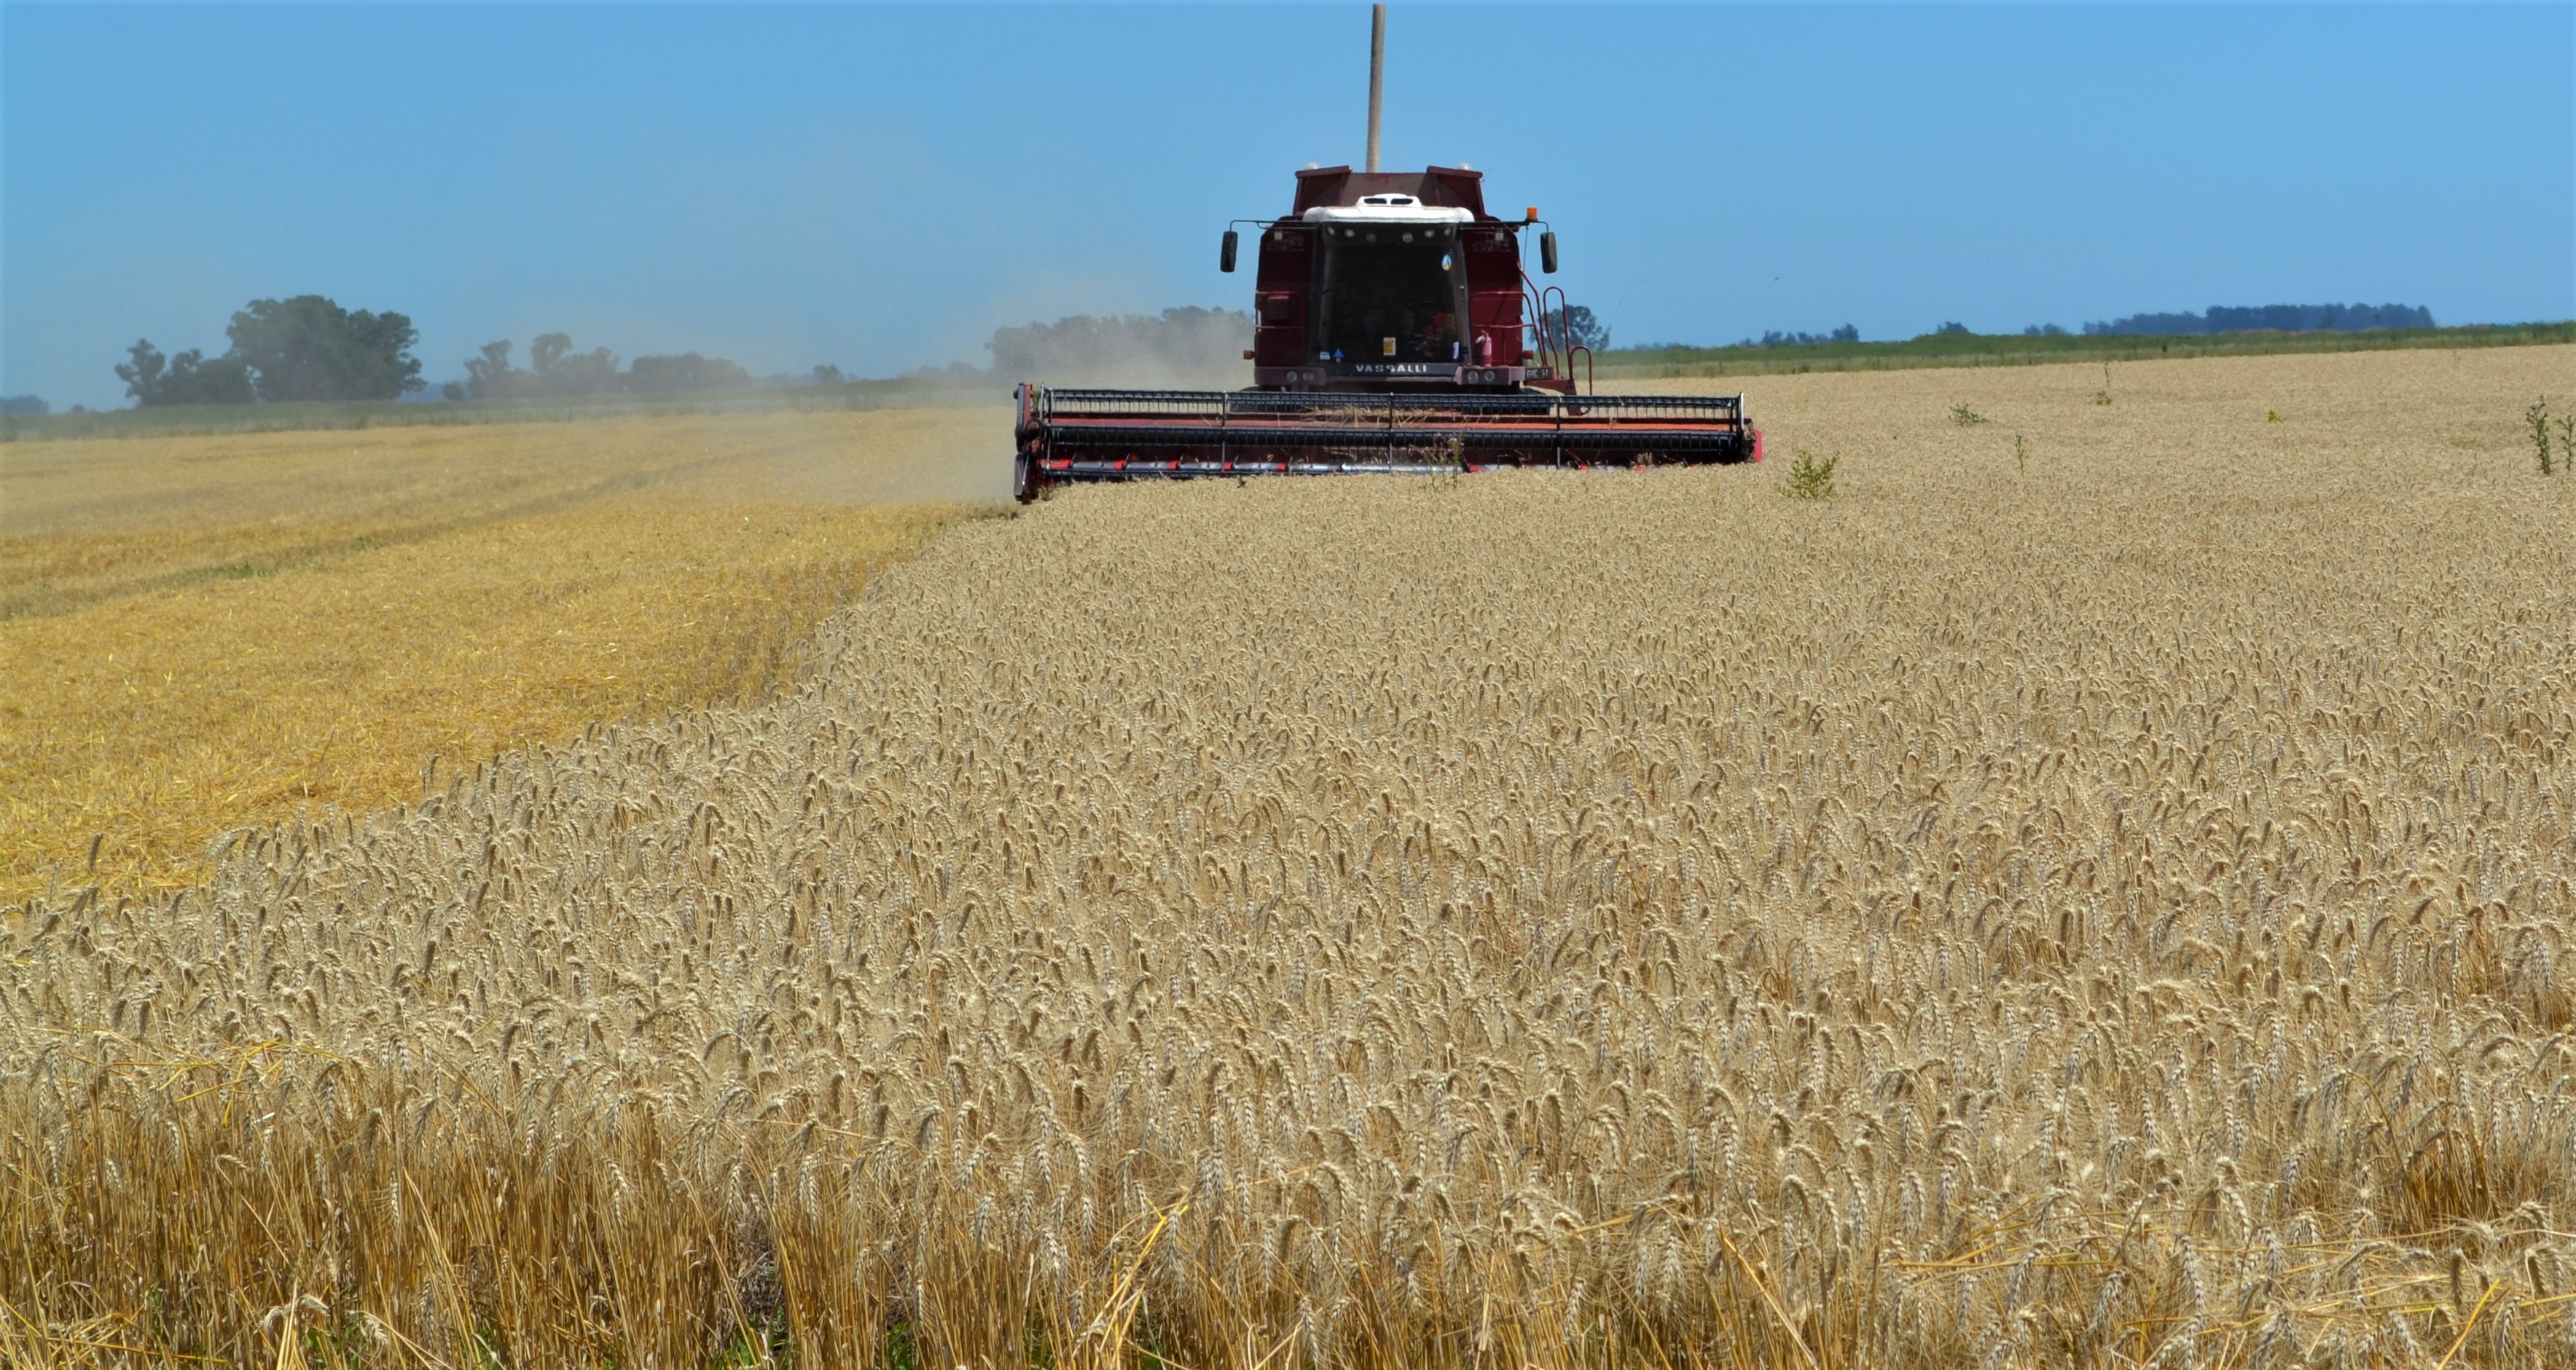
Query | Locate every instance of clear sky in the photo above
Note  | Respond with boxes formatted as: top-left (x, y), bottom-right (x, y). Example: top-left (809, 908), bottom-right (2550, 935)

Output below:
top-left (4, 3), bottom-right (2570, 409)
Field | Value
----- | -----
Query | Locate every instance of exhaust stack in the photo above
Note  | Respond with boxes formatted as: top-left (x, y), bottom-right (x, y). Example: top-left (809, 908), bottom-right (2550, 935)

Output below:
top-left (1366, 4), bottom-right (1384, 173)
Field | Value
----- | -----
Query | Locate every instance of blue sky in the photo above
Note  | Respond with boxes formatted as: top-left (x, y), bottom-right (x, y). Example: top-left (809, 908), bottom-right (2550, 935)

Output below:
top-left (4, 3), bottom-right (2570, 409)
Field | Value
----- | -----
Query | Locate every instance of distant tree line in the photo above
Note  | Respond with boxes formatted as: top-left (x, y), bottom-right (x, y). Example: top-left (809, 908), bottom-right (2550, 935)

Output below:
top-left (452, 334), bottom-right (754, 400)
top-left (118, 296), bottom-right (424, 407)
top-left (987, 308), bottom-right (1250, 383)
top-left (1732, 324), bottom-right (1860, 348)
top-left (1, 395), bottom-right (47, 416)
top-left (2081, 303), bottom-right (2435, 337)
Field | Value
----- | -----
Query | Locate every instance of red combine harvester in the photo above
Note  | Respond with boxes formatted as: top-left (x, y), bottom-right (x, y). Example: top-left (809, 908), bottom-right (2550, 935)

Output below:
top-left (1011, 7), bottom-right (1758, 504)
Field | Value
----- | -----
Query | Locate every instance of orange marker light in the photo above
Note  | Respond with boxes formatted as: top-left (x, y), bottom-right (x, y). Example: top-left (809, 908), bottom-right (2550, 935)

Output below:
top-left (1524, 206), bottom-right (1539, 222)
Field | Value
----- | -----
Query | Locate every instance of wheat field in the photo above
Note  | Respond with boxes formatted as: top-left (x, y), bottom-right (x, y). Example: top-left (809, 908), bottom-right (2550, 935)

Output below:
top-left (1, 407), bottom-right (1006, 899)
top-left (5, 346), bottom-right (2573, 1368)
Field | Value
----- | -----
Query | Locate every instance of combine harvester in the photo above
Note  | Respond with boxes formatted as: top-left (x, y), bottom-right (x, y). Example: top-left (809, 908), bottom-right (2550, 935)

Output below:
top-left (1011, 5), bottom-right (1760, 503)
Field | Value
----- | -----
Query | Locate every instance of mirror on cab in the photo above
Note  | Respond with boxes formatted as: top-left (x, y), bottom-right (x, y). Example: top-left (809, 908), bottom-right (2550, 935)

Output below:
top-left (1540, 231), bottom-right (1559, 274)
top-left (1221, 230), bottom-right (1239, 273)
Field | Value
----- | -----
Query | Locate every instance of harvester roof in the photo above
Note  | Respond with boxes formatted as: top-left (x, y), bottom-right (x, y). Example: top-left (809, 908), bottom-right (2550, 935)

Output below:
top-left (1291, 164), bottom-right (1489, 219)
top-left (1301, 195), bottom-right (1473, 226)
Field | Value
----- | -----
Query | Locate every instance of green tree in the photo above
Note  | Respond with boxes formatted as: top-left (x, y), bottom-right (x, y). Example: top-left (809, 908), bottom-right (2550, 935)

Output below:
top-left (117, 340), bottom-right (166, 401)
top-left (115, 340), bottom-right (256, 407)
top-left (1540, 304), bottom-right (1612, 352)
top-left (463, 340), bottom-right (519, 400)
top-left (530, 332), bottom-right (619, 395)
top-left (225, 296), bottom-right (424, 402)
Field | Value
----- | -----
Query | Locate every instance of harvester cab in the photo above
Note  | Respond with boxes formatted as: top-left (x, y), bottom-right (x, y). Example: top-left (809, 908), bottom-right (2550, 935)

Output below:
top-left (1235, 168), bottom-right (1559, 394)
top-left (1009, 4), bottom-right (1758, 504)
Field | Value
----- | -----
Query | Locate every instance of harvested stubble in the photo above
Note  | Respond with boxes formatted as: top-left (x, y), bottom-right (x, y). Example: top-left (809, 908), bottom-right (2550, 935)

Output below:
top-left (6, 347), bottom-right (2575, 1368)
top-left (1, 408), bottom-right (1006, 899)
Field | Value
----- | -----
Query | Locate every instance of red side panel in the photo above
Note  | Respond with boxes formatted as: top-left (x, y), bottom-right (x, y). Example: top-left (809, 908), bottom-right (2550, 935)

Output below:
top-left (1252, 223), bottom-right (1312, 367)
top-left (1462, 224), bottom-right (1524, 366)
top-left (1424, 166), bottom-right (1487, 216)
top-left (1293, 166), bottom-right (1352, 214)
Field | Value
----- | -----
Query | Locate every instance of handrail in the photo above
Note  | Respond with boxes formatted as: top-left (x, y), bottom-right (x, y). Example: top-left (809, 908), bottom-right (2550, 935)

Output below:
top-left (1523, 273), bottom-right (1564, 380)
top-left (1524, 279), bottom-right (1597, 393)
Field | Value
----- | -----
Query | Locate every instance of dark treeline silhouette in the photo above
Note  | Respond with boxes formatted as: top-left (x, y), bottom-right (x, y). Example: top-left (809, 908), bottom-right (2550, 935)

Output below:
top-left (118, 296), bottom-right (423, 407)
top-left (986, 308), bottom-right (1250, 383)
top-left (2, 395), bottom-right (52, 416)
top-left (453, 334), bottom-right (753, 400)
top-left (1732, 324), bottom-right (1860, 347)
top-left (627, 353), bottom-right (754, 394)
top-left (2084, 303), bottom-right (2435, 337)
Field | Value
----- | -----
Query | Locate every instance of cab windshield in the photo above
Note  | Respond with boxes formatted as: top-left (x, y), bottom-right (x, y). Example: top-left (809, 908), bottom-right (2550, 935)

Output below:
top-left (1315, 238), bottom-right (1463, 364)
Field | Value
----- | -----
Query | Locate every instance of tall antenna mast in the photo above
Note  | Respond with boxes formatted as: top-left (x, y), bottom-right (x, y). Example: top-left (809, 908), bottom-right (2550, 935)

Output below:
top-left (1366, 4), bottom-right (1385, 173)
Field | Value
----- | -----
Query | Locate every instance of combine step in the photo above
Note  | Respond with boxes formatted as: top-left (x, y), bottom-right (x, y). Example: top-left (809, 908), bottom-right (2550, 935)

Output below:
top-left (1013, 386), bottom-right (1759, 502)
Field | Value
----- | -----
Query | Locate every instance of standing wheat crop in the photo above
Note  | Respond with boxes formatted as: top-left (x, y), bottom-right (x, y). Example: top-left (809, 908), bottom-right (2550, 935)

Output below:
top-left (5, 346), bottom-right (2572, 1369)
